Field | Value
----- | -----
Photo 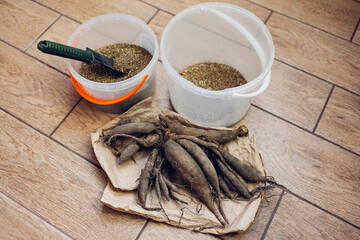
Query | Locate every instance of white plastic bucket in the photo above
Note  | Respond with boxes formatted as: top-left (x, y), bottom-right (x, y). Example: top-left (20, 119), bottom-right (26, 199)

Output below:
top-left (67, 13), bottom-right (159, 113)
top-left (160, 3), bottom-right (275, 127)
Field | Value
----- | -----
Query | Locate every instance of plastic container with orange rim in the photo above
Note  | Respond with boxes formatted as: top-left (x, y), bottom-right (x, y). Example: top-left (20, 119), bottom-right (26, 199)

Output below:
top-left (67, 13), bottom-right (158, 113)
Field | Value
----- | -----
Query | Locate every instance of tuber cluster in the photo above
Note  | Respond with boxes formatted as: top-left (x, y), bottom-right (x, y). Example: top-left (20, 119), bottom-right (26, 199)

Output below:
top-left (100, 115), bottom-right (274, 227)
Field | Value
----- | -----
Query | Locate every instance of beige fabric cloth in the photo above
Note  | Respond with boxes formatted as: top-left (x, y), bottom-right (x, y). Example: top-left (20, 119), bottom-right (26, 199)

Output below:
top-left (91, 97), bottom-right (266, 235)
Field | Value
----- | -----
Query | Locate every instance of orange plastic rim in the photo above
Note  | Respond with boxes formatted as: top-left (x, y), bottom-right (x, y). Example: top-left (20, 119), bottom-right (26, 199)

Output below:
top-left (70, 73), bottom-right (148, 105)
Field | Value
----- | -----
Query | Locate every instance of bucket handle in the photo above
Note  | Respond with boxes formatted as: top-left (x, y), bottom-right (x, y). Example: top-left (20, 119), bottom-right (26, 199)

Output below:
top-left (70, 74), bottom-right (148, 105)
top-left (232, 71), bottom-right (271, 98)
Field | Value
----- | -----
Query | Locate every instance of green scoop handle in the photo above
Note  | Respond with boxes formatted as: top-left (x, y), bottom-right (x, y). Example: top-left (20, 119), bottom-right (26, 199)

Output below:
top-left (37, 40), bottom-right (94, 64)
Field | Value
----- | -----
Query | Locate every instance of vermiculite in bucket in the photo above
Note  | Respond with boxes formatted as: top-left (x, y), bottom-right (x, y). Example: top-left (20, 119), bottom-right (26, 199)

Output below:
top-left (79, 43), bottom-right (153, 83)
top-left (179, 62), bottom-right (247, 91)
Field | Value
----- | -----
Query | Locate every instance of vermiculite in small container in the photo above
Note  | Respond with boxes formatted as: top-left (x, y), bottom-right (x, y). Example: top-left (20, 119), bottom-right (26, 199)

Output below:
top-left (79, 43), bottom-right (153, 83)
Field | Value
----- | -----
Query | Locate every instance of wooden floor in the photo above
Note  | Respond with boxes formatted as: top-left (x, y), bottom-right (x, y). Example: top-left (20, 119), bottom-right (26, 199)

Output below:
top-left (1, 0), bottom-right (360, 239)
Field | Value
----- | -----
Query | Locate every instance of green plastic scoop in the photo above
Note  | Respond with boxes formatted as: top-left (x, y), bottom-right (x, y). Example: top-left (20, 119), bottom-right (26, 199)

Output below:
top-left (37, 40), bottom-right (125, 76)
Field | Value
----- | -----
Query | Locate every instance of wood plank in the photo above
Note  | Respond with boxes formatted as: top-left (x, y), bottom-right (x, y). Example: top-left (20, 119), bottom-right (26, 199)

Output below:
top-left (0, 0), bottom-right (59, 50)
top-left (250, 0), bottom-right (360, 40)
top-left (0, 110), bottom-right (146, 239)
top-left (353, 25), bottom-right (360, 45)
top-left (238, 106), bottom-right (360, 226)
top-left (265, 193), bottom-right (360, 239)
top-left (138, 221), bottom-right (220, 240)
top-left (0, 192), bottom-right (70, 240)
top-left (315, 87), bottom-right (360, 154)
top-left (51, 99), bottom-right (115, 164)
top-left (222, 188), bottom-right (283, 240)
top-left (142, 0), bottom-right (271, 22)
top-left (26, 16), bottom-right (80, 74)
top-left (252, 61), bottom-right (332, 131)
top-left (148, 11), bottom-right (172, 50)
top-left (267, 13), bottom-right (360, 95)
top-left (36, 0), bottom-right (157, 24)
top-left (0, 41), bottom-right (80, 135)
top-left (153, 61), bottom-right (173, 111)
top-left (51, 61), bottom-right (171, 163)
top-left (148, 10), bottom-right (173, 61)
